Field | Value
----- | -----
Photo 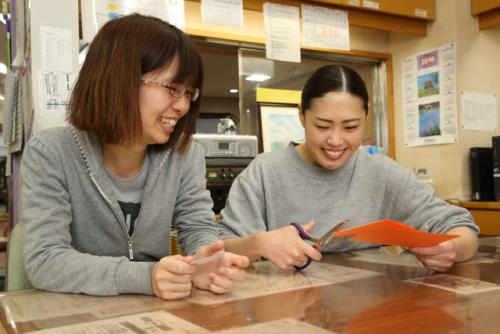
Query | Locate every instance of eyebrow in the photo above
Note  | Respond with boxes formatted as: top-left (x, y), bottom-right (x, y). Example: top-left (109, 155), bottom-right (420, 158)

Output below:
top-left (316, 117), bottom-right (362, 123)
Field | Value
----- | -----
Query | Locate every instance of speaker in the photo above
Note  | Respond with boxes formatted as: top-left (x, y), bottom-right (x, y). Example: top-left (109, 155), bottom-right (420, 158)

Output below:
top-left (493, 137), bottom-right (500, 201)
top-left (470, 147), bottom-right (494, 201)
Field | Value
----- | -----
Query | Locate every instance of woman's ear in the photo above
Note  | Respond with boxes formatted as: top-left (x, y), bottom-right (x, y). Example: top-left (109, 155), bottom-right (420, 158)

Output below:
top-left (298, 106), bottom-right (306, 128)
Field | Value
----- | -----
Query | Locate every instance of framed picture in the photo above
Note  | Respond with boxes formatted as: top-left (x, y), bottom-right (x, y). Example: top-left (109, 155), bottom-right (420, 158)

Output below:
top-left (257, 103), bottom-right (304, 152)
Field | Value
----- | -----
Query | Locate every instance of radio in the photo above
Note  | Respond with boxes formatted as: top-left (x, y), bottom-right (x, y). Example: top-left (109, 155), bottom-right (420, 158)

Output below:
top-left (193, 134), bottom-right (258, 158)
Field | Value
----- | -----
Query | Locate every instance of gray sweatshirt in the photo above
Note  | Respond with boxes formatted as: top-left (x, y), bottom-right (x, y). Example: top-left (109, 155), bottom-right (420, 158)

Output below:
top-left (219, 145), bottom-right (479, 252)
top-left (22, 127), bottom-right (219, 296)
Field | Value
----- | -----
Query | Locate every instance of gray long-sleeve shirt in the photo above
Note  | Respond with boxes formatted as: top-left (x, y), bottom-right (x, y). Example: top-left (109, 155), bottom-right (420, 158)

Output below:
top-left (22, 127), bottom-right (219, 296)
top-left (219, 145), bottom-right (479, 252)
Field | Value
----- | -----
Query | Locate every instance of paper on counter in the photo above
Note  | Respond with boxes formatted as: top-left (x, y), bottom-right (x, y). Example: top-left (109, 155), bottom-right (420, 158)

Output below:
top-left (332, 220), bottom-right (458, 248)
top-left (30, 310), bottom-right (207, 333)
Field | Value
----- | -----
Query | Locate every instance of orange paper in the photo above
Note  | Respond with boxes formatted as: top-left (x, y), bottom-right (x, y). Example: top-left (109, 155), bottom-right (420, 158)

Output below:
top-left (332, 220), bottom-right (458, 248)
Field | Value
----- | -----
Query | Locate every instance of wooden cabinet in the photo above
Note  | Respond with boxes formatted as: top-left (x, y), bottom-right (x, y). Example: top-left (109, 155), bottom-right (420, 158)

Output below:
top-left (233, 0), bottom-right (434, 37)
top-left (312, 0), bottom-right (434, 20)
top-left (472, 0), bottom-right (500, 15)
top-left (471, 0), bottom-right (500, 29)
top-left (459, 201), bottom-right (500, 236)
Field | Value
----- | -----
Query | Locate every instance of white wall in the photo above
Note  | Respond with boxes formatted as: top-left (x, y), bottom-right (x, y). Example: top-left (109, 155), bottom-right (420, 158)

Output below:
top-left (390, 0), bottom-right (500, 200)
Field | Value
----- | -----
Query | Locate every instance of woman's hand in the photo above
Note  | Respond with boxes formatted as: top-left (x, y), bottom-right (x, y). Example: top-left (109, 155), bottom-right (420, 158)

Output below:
top-left (410, 240), bottom-right (457, 272)
top-left (192, 240), bottom-right (249, 294)
top-left (151, 255), bottom-right (195, 300)
top-left (255, 220), bottom-right (322, 271)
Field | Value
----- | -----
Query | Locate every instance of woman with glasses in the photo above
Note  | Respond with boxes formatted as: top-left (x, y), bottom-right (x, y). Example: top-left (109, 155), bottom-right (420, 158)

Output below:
top-left (22, 14), bottom-right (248, 300)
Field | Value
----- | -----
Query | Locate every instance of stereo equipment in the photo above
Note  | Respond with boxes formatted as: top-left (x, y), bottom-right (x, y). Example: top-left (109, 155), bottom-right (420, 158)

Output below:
top-left (469, 147), bottom-right (494, 201)
top-left (204, 158), bottom-right (253, 214)
top-left (493, 137), bottom-right (500, 201)
top-left (193, 134), bottom-right (258, 158)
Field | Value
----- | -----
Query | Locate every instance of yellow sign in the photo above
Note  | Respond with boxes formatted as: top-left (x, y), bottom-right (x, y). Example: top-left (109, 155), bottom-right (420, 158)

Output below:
top-left (256, 88), bottom-right (301, 105)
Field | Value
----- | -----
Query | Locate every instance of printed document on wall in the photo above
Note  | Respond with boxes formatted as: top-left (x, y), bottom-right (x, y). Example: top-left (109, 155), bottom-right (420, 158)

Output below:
top-left (38, 71), bottom-right (76, 118)
top-left (460, 91), bottom-right (497, 131)
top-left (81, 0), bottom-right (185, 42)
top-left (201, 0), bottom-right (243, 27)
top-left (263, 3), bottom-right (301, 63)
top-left (402, 43), bottom-right (458, 147)
top-left (301, 4), bottom-right (350, 51)
top-left (40, 26), bottom-right (73, 72)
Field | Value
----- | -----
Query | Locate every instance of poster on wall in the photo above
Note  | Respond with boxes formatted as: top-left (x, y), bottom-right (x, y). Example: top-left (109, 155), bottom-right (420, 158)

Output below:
top-left (402, 43), bottom-right (458, 147)
top-left (81, 0), bottom-right (185, 42)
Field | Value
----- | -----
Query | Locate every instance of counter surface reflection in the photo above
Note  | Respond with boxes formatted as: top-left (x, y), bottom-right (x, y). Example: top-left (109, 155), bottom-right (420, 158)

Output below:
top-left (1, 238), bottom-right (499, 333)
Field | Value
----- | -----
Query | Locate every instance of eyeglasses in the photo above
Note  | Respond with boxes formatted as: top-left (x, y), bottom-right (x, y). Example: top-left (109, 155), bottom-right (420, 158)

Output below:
top-left (140, 79), bottom-right (200, 102)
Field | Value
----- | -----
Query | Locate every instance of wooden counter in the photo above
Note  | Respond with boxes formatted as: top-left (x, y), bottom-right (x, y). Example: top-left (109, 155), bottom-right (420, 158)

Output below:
top-left (460, 201), bottom-right (500, 236)
top-left (1, 238), bottom-right (499, 333)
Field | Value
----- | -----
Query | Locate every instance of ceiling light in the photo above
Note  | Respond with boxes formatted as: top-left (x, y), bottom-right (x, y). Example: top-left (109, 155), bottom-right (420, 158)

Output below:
top-left (229, 89), bottom-right (238, 93)
top-left (0, 95), bottom-right (4, 101)
top-left (245, 74), bottom-right (271, 82)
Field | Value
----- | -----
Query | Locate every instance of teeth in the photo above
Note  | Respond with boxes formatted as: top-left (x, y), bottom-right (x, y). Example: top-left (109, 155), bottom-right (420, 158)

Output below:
top-left (160, 118), bottom-right (177, 126)
top-left (324, 149), bottom-right (343, 157)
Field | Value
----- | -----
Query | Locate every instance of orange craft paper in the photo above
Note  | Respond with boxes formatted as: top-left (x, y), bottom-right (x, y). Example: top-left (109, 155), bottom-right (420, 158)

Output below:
top-left (331, 220), bottom-right (459, 248)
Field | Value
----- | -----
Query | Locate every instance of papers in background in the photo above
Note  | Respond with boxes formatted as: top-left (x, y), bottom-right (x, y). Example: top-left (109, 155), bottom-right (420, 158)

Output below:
top-left (263, 3), bottom-right (301, 63)
top-left (460, 91), bottom-right (497, 131)
top-left (81, 0), bottom-right (186, 42)
top-left (37, 71), bottom-right (76, 117)
top-left (332, 220), bottom-right (458, 248)
top-left (36, 25), bottom-right (76, 128)
top-left (301, 4), bottom-right (350, 51)
top-left (40, 26), bottom-right (73, 72)
top-left (201, 0), bottom-right (243, 27)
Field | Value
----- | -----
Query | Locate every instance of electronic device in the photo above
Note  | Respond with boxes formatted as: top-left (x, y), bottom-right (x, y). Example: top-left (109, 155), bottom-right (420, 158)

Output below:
top-left (493, 136), bottom-right (500, 201)
top-left (469, 147), bottom-right (494, 201)
top-left (204, 158), bottom-right (253, 214)
top-left (193, 134), bottom-right (258, 158)
top-left (193, 135), bottom-right (257, 213)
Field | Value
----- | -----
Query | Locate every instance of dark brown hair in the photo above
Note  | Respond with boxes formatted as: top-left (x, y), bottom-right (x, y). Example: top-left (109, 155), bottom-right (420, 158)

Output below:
top-left (67, 14), bottom-right (203, 152)
top-left (301, 65), bottom-right (368, 115)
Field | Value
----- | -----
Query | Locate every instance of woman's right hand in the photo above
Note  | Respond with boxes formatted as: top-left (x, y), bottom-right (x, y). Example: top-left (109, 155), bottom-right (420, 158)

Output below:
top-left (255, 220), bottom-right (322, 271)
top-left (151, 255), bottom-right (196, 300)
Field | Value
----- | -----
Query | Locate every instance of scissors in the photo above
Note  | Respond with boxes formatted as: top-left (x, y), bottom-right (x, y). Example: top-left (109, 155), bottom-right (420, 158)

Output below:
top-left (290, 220), bottom-right (353, 270)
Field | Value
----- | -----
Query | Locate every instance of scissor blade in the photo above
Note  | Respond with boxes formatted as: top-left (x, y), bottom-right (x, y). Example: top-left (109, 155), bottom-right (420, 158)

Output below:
top-left (316, 220), bottom-right (351, 248)
top-left (317, 234), bottom-right (356, 249)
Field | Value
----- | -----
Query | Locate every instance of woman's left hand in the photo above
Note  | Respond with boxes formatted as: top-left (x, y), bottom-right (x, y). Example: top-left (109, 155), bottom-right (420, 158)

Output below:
top-left (410, 240), bottom-right (457, 272)
top-left (192, 240), bottom-right (250, 294)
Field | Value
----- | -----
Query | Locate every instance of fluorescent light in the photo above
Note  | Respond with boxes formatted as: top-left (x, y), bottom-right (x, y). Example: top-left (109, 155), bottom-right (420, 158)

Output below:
top-left (245, 74), bottom-right (271, 82)
top-left (229, 89), bottom-right (238, 93)
top-left (0, 95), bottom-right (4, 101)
top-left (0, 63), bottom-right (6, 74)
